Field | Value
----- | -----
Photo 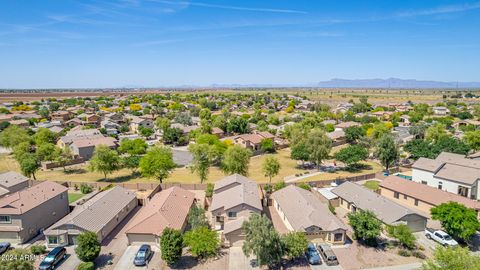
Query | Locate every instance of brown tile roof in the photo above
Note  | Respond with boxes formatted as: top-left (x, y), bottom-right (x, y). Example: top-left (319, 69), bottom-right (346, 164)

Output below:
top-left (380, 175), bottom-right (480, 210)
top-left (45, 186), bottom-right (136, 235)
top-left (272, 185), bottom-right (347, 232)
top-left (335, 121), bottom-right (360, 129)
top-left (126, 187), bottom-right (195, 236)
top-left (71, 136), bottom-right (117, 148)
top-left (210, 174), bottom-right (262, 213)
top-left (332, 181), bottom-right (427, 225)
top-left (0, 171), bottom-right (29, 188)
top-left (0, 181), bottom-right (67, 215)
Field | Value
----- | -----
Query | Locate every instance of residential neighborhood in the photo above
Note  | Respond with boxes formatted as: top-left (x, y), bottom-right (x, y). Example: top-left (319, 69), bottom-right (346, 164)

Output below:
top-left (0, 90), bottom-right (480, 270)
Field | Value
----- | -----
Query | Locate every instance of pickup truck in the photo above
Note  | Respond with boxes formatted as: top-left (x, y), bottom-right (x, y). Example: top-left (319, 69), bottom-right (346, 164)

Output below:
top-left (425, 228), bottom-right (458, 247)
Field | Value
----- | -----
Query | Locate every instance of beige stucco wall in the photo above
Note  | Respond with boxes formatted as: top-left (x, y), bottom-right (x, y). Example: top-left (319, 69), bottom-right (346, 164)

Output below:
top-left (0, 190), bottom-right (69, 243)
top-left (127, 233), bottom-right (157, 246)
top-left (380, 187), bottom-right (433, 213)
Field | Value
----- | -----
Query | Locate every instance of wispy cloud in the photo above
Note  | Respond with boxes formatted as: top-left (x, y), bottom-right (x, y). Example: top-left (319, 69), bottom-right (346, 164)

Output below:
top-left (132, 38), bottom-right (184, 46)
top-left (148, 0), bottom-right (307, 14)
top-left (396, 1), bottom-right (480, 17)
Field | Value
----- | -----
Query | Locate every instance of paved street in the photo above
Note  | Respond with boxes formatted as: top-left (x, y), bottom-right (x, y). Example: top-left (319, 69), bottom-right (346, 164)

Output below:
top-left (229, 246), bottom-right (259, 270)
top-left (115, 245), bottom-right (162, 270)
top-left (362, 263), bottom-right (422, 270)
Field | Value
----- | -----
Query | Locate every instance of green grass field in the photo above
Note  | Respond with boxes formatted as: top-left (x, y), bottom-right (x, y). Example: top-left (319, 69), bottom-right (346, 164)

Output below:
top-left (0, 147), bottom-right (383, 184)
top-left (363, 180), bottom-right (380, 191)
top-left (67, 193), bottom-right (85, 203)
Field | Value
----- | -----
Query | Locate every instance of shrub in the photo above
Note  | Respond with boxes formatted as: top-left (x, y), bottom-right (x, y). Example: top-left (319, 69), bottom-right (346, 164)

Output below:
top-left (75, 231), bottom-right (101, 262)
top-left (298, 183), bottom-right (311, 191)
top-left (80, 184), bottom-right (93, 194)
top-left (183, 227), bottom-right (219, 258)
top-left (412, 251), bottom-right (426, 259)
top-left (77, 262), bottom-right (94, 270)
top-left (160, 228), bottom-right (183, 265)
top-left (398, 250), bottom-right (411, 257)
top-left (205, 183), bottom-right (214, 198)
top-left (328, 203), bottom-right (336, 215)
top-left (30, 245), bottom-right (46, 255)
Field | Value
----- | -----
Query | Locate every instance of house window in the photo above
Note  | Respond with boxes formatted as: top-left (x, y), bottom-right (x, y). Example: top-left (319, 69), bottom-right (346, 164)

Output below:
top-left (228, 212), bottom-right (237, 218)
top-left (0, 215), bottom-right (11, 223)
top-left (403, 194), bottom-right (407, 199)
top-left (438, 182), bottom-right (443, 190)
top-left (458, 186), bottom-right (469, 197)
top-left (414, 199), bottom-right (419, 206)
top-left (334, 233), bottom-right (343, 242)
top-left (48, 236), bottom-right (58, 245)
top-left (421, 181), bottom-right (427, 185)
top-left (394, 192), bottom-right (399, 199)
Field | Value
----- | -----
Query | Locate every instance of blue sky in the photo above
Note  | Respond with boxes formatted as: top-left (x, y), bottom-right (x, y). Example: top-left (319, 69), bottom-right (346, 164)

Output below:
top-left (1, 0), bottom-right (480, 88)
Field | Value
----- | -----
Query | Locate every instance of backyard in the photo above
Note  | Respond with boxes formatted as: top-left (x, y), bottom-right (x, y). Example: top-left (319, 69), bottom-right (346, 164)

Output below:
top-left (0, 147), bottom-right (383, 184)
top-left (67, 192), bottom-right (85, 203)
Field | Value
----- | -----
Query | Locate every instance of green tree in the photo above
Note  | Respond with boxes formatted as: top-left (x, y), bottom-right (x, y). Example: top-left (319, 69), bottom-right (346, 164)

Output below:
top-left (306, 129), bottom-right (332, 169)
top-left (262, 156), bottom-right (280, 186)
top-left (160, 228), bottom-right (183, 265)
top-left (221, 145), bottom-right (252, 176)
top-left (54, 146), bottom-right (73, 171)
top-left (139, 126), bottom-right (154, 138)
top-left (421, 246), bottom-right (480, 270)
top-left (335, 144), bottom-right (368, 169)
top-left (464, 130), bottom-right (480, 151)
top-left (183, 227), bottom-right (219, 258)
top-left (425, 123), bottom-right (448, 142)
top-left (281, 232), bottom-right (308, 260)
top-left (189, 143), bottom-right (213, 183)
top-left (118, 138), bottom-right (148, 155)
top-left (19, 153), bottom-right (40, 180)
top-left (33, 128), bottom-right (56, 145)
top-left (88, 145), bottom-right (120, 179)
top-left (375, 134), bottom-right (399, 172)
top-left (75, 231), bottom-right (101, 262)
top-left (260, 138), bottom-right (275, 153)
top-left (188, 204), bottom-right (209, 229)
top-left (242, 214), bottom-right (284, 267)
top-left (345, 126), bottom-right (365, 143)
top-left (139, 146), bottom-right (176, 183)
top-left (13, 141), bottom-right (32, 161)
top-left (155, 117), bottom-right (171, 133)
top-left (297, 182), bottom-right (311, 191)
top-left (431, 202), bottom-right (480, 241)
top-left (0, 249), bottom-right (34, 270)
top-left (36, 143), bottom-right (57, 161)
top-left (0, 125), bottom-right (30, 148)
top-left (348, 210), bottom-right (382, 246)
top-left (290, 141), bottom-right (309, 165)
top-left (387, 224), bottom-right (416, 249)
top-left (121, 155), bottom-right (141, 173)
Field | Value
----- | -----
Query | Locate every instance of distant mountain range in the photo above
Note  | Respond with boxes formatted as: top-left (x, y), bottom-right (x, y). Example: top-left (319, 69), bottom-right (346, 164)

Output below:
top-left (315, 78), bottom-right (480, 89)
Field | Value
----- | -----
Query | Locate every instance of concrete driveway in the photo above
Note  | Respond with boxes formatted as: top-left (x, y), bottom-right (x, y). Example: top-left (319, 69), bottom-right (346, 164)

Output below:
top-left (229, 246), bottom-right (258, 270)
top-left (115, 245), bottom-right (162, 270)
top-left (413, 232), bottom-right (438, 252)
top-left (58, 246), bottom-right (81, 270)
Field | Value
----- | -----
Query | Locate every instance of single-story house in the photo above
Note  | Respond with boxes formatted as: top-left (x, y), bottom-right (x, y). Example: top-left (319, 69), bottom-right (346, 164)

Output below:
top-left (380, 175), bottom-right (480, 217)
top-left (332, 182), bottom-right (427, 232)
top-left (271, 185), bottom-right (347, 244)
top-left (70, 136), bottom-right (118, 160)
top-left (126, 187), bottom-right (195, 246)
top-left (44, 186), bottom-right (137, 247)
top-left (0, 181), bottom-right (69, 243)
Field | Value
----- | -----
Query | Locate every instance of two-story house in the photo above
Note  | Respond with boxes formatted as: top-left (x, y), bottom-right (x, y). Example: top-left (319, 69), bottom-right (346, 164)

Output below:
top-left (0, 171), bottom-right (30, 198)
top-left (0, 181), bottom-right (69, 243)
top-left (412, 152), bottom-right (480, 199)
top-left (210, 174), bottom-right (262, 246)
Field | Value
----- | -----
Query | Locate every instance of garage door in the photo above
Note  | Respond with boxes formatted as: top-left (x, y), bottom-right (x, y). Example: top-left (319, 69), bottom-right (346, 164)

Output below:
top-left (226, 231), bottom-right (245, 247)
top-left (0, 232), bottom-right (20, 243)
top-left (403, 215), bottom-right (427, 232)
top-left (127, 233), bottom-right (157, 246)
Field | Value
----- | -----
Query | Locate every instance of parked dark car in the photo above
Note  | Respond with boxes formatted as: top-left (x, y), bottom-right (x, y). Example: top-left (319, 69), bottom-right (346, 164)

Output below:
top-left (305, 242), bottom-right (321, 265)
top-left (39, 247), bottom-right (67, 270)
top-left (0, 242), bottom-right (10, 255)
top-left (317, 243), bottom-right (339, 266)
top-left (133, 245), bottom-right (153, 266)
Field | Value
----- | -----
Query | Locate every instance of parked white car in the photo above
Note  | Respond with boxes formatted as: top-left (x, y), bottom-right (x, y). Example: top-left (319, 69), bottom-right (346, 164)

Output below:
top-left (425, 228), bottom-right (458, 247)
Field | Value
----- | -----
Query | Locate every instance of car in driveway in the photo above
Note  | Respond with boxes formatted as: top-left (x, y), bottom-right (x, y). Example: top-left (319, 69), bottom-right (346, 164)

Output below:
top-left (306, 242), bottom-right (322, 265)
top-left (317, 243), bottom-right (339, 266)
top-left (0, 242), bottom-right (10, 255)
top-left (39, 247), bottom-right (67, 270)
top-left (425, 228), bottom-right (458, 247)
top-left (133, 244), bottom-right (153, 266)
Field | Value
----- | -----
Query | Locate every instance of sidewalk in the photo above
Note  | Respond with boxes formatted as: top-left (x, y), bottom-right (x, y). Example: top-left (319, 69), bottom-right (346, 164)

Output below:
top-left (362, 263), bottom-right (422, 270)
